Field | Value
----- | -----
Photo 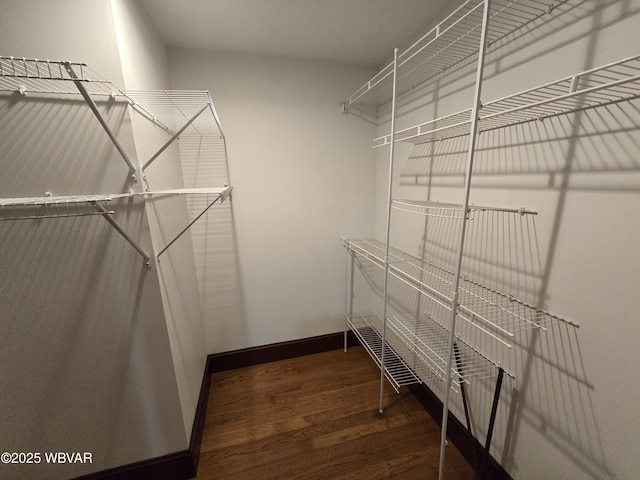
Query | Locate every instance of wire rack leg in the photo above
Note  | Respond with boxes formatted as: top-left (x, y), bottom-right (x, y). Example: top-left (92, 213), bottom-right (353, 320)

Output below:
top-left (479, 367), bottom-right (504, 479)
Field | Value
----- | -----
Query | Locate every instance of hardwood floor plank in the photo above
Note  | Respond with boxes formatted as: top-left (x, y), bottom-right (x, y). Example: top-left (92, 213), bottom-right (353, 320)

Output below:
top-left (197, 347), bottom-right (475, 480)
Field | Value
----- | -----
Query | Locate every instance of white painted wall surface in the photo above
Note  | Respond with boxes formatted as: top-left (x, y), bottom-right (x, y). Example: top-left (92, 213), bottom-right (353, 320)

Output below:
top-left (0, 0), bottom-right (188, 477)
top-left (168, 49), bottom-right (378, 353)
top-left (372, 1), bottom-right (640, 479)
top-left (111, 0), bottom-right (207, 442)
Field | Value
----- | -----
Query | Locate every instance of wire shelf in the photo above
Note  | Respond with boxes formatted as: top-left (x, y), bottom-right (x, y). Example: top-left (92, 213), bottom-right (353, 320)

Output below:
top-left (0, 56), bottom-right (122, 97)
top-left (124, 90), bottom-right (224, 139)
top-left (0, 194), bottom-right (115, 220)
top-left (388, 313), bottom-right (506, 386)
top-left (345, 238), bottom-right (577, 347)
top-left (0, 188), bottom-right (231, 222)
top-left (346, 313), bottom-right (422, 392)
top-left (392, 199), bottom-right (537, 218)
top-left (345, 0), bottom-right (567, 110)
top-left (375, 54), bottom-right (640, 146)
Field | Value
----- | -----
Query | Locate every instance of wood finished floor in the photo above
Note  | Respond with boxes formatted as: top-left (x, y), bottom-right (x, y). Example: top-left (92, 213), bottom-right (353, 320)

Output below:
top-left (196, 347), bottom-right (475, 479)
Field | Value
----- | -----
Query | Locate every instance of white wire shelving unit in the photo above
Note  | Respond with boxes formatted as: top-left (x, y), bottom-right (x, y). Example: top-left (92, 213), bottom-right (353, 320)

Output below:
top-left (343, 0), bottom-right (570, 112)
top-left (0, 56), bottom-right (232, 266)
top-left (340, 1), bottom-right (589, 479)
top-left (374, 54), bottom-right (640, 147)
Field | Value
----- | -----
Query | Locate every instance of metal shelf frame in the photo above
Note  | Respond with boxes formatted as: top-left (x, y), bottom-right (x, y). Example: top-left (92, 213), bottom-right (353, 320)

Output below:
top-left (341, 1), bottom-right (583, 478)
top-left (345, 238), bottom-right (576, 349)
top-left (1, 57), bottom-right (233, 265)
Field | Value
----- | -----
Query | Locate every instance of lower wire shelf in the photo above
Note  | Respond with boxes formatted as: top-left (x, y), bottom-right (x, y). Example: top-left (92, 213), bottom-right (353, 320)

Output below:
top-left (347, 312), bottom-right (509, 395)
top-left (346, 313), bottom-right (421, 392)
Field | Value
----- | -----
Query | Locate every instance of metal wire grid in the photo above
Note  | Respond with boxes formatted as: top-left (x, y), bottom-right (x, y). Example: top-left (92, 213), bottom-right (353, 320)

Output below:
top-left (0, 56), bottom-right (121, 97)
top-left (376, 54), bottom-right (640, 146)
top-left (391, 199), bottom-right (537, 218)
top-left (0, 188), bottom-right (231, 221)
top-left (387, 313), bottom-right (505, 386)
top-left (125, 90), bottom-right (223, 139)
top-left (345, 238), bottom-right (576, 347)
top-left (0, 194), bottom-right (115, 220)
top-left (345, 0), bottom-right (565, 109)
top-left (346, 313), bottom-right (422, 392)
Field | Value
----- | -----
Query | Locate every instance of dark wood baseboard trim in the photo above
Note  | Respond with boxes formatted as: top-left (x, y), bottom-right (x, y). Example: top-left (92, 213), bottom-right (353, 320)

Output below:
top-left (409, 383), bottom-right (512, 480)
top-left (207, 330), bottom-right (358, 373)
top-left (73, 358), bottom-right (212, 480)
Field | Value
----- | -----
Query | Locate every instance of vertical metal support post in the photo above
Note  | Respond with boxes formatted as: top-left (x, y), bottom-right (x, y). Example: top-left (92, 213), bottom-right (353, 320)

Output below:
top-left (438, 1), bottom-right (491, 478)
top-left (63, 63), bottom-right (138, 183)
top-left (454, 342), bottom-right (478, 472)
top-left (379, 48), bottom-right (400, 414)
top-left (345, 246), bottom-right (356, 352)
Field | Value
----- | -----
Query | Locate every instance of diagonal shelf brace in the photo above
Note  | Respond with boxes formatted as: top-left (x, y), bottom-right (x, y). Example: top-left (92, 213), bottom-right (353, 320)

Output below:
top-left (156, 186), bottom-right (232, 260)
top-left (63, 63), bottom-right (138, 183)
top-left (93, 202), bottom-right (151, 267)
top-left (141, 102), bottom-right (210, 174)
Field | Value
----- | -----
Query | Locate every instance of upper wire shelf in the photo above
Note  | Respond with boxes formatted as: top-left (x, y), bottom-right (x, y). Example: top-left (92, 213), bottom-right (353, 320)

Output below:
top-left (374, 54), bottom-right (640, 146)
top-left (345, 238), bottom-right (577, 348)
top-left (392, 199), bottom-right (537, 219)
top-left (344, 0), bottom-right (567, 110)
top-left (0, 56), bottom-right (122, 97)
top-left (125, 90), bottom-right (224, 139)
top-left (0, 188), bottom-right (231, 221)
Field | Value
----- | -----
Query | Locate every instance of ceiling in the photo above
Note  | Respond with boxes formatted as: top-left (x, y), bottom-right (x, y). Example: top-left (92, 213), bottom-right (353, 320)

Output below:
top-left (138, 0), bottom-right (455, 68)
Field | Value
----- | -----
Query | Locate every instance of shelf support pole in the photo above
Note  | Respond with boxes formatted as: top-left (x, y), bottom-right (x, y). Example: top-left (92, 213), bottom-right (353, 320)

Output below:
top-left (345, 248), bottom-right (355, 352)
top-left (379, 47), bottom-right (400, 414)
top-left (63, 63), bottom-right (138, 184)
top-left (141, 102), bottom-right (210, 174)
top-left (156, 188), bottom-right (229, 260)
top-left (93, 203), bottom-right (150, 266)
top-left (438, 0), bottom-right (492, 478)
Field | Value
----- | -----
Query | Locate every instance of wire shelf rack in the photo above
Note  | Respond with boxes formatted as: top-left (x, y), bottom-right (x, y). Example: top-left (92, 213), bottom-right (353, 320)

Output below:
top-left (345, 238), bottom-right (577, 347)
top-left (375, 54), bottom-right (640, 146)
top-left (388, 313), bottom-right (507, 386)
top-left (344, 0), bottom-right (567, 110)
top-left (0, 194), bottom-right (115, 220)
top-left (0, 188), bottom-right (231, 221)
top-left (346, 313), bottom-right (422, 392)
top-left (124, 90), bottom-right (224, 139)
top-left (392, 199), bottom-right (537, 218)
top-left (0, 56), bottom-right (122, 97)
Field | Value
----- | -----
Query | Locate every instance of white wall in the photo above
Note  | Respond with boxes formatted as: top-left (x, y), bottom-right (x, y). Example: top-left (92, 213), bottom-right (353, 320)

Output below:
top-left (0, 0), bottom-right (190, 478)
top-left (168, 48), bottom-right (378, 353)
top-left (373, 1), bottom-right (640, 479)
top-left (111, 0), bottom-right (207, 442)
